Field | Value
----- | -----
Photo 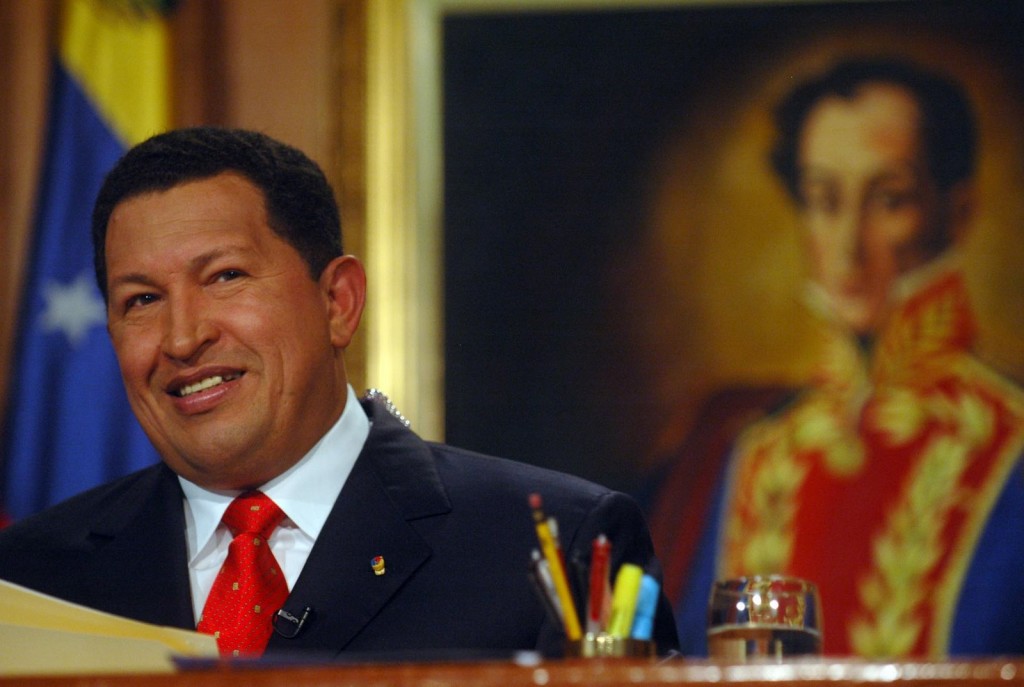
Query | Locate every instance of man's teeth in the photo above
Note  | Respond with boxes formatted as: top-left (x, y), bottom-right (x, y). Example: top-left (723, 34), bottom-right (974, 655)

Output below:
top-left (178, 375), bottom-right (235, 397)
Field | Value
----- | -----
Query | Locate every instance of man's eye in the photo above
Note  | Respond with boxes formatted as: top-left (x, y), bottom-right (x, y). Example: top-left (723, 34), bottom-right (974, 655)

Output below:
top-left (125, 293), bottom-right (158, 310)
top-left (871, 189), bottom-right (916, 211)
top-left (215, 270), bottom-right (245, 282)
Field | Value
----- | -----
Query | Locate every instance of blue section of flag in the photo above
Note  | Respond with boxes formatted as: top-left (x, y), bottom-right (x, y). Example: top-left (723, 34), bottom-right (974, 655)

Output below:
top-left (1, 63), bottom-right (160, 520)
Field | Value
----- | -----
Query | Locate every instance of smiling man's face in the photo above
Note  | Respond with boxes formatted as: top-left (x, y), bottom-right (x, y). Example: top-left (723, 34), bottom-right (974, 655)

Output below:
top-left (105, 172), bottom-right (354, 490)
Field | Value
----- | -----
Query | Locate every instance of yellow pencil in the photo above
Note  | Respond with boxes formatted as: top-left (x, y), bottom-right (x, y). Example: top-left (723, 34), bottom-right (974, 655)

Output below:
top-left (529, 493), bottom-right (582, 640)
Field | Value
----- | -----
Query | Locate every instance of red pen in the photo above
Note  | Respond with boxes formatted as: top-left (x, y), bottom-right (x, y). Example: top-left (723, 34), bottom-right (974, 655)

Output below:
top-left (587, 534), bottom-right (611, 634)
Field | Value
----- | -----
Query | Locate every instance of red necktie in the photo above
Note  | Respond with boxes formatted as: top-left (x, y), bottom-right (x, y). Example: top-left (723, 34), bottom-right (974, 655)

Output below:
top-left (197, 491), bottom-right (289, 657)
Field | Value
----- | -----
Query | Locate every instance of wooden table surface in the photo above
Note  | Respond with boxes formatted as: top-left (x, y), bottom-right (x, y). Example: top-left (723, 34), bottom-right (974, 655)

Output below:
top-left (4, 656), bottom-right (1024, 687)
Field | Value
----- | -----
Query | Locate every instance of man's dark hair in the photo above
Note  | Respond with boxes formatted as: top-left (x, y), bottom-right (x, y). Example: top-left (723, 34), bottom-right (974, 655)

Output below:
top-left (771, 57), bottom-right (977, 201)
top-left (92, 126), bottom-right (342, 300)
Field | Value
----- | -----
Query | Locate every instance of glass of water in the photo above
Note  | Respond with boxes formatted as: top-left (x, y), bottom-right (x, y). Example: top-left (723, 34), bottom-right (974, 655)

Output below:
top-left (707, 575), bottom-right (822, 661)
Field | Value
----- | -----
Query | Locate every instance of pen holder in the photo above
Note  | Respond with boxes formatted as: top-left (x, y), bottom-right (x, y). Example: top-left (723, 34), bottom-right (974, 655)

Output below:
top-left (566, 632), bottom-right (656, 658)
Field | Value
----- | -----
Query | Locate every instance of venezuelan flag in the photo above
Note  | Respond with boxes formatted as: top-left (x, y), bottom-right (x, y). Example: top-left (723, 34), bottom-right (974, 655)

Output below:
top-left (1, 0), bottom-right (173, 520)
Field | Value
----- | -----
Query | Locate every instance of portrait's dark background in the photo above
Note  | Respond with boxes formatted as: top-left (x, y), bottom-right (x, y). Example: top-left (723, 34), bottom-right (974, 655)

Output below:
top-left (441, 1), bottom-right (1024, 494)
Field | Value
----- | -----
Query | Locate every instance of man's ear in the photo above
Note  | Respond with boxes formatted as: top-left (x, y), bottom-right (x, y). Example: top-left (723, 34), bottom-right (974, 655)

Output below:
top-left (320, 255), bottom-right (366, 349)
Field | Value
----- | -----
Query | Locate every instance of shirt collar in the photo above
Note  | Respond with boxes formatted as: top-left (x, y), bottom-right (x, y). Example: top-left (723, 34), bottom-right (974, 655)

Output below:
top-left (179, 385), bottom-right (370, 561)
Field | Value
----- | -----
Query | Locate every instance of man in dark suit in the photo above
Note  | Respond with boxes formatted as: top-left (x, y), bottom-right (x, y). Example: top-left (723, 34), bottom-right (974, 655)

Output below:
top-left (0, 127), bottom-right (678, 659)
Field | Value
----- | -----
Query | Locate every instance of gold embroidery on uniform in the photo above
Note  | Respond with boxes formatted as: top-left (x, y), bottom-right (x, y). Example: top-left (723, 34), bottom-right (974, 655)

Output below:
top-left (850, 388), bottom-right (993, 657)
top-left (795, 396), bottom-right (866, 477)
top-left (930, 356), bottom-right (1024, 654)
top-left (720, 262), bottom-right (1023, 657)
top-left (724, 415), bottom-right (810, 576)
top-left (722, 329), bottom-right (866, 577)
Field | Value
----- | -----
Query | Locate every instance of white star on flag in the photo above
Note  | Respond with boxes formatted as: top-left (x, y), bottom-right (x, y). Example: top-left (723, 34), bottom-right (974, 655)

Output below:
top-left (38, 271), bottom-right (107, 347)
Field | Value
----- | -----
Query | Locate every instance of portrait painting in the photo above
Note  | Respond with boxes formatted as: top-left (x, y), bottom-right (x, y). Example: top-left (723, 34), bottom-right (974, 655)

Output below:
top-left (440, 0), bottom-right (1024, 501)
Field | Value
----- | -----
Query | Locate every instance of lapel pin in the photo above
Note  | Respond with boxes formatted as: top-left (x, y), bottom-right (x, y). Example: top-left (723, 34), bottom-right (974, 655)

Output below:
top-left (371, 555), bottom-right (386, 576)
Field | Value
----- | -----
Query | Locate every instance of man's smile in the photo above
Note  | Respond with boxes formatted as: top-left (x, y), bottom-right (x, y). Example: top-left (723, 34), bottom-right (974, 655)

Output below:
top-left (174, 373), bottom-right (243, 397)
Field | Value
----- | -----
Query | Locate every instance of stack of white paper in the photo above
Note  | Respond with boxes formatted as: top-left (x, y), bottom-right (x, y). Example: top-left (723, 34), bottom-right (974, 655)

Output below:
top-left (0, 578), bottom-right (217, 676)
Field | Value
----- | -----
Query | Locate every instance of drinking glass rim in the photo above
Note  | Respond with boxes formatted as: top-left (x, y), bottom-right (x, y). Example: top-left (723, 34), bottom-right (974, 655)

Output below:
top-left (711, 575), bottom-right (819, 595)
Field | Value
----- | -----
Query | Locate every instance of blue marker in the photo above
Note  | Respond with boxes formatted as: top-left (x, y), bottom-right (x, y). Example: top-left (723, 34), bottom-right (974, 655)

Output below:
top-left (629, 574), bottom-right (661, 641)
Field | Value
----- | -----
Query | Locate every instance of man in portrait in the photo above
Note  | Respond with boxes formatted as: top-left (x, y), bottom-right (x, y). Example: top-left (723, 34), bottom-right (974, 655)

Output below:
top-left (648, 57), bottom-right (1024, 657)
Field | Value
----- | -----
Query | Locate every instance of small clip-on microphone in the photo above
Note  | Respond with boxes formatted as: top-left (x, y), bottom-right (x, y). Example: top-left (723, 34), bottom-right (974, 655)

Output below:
top-left (273, 605), bottom-right (314, 639)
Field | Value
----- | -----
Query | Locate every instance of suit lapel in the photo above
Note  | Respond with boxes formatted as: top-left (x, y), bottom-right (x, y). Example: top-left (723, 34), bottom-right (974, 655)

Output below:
top-left (66, 398), bottom-right (449, 649)
top-left (266, 400), bottom-right (451, 655)
top-left (82, 465), bottom-right (196, 630)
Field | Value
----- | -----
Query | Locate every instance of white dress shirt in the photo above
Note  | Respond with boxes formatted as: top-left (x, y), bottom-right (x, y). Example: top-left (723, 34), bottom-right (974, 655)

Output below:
top-left (179, 385), bottom-right (370, 623)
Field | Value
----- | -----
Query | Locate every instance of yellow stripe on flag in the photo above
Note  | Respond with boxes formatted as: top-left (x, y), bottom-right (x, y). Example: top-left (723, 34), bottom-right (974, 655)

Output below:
top-left (60, 0), bottom-right (171, 146)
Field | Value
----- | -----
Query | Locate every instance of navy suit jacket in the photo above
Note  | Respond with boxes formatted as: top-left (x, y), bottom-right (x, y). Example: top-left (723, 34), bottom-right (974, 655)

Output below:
top-left (0, 396), bottom-right (679, 658)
